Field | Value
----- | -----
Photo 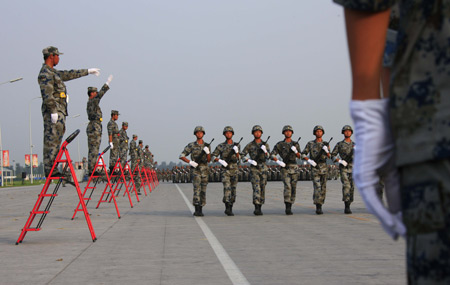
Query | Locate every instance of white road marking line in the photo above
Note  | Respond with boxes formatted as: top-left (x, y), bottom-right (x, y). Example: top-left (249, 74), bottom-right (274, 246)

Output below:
top-left (175, 184), bottom-right (250, 285)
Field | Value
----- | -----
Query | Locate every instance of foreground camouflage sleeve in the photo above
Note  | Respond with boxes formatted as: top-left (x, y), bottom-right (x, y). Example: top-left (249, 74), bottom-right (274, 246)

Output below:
top-left (211, 144), bottom-right (222, 160)
top-left (301, 142), bottom-right (311, 159)
top-left (180, 143), bottom-right (192, 158)
top-left (270, 142), bottom-right (281, 160)
top-left (333, 0), bottom-right (395, 11)
top-left (240, 142), bottom-right (251, 161)
top-left (57, 69), bottom-right (88, 82)
top-left (97, 84), bottom-right (110, 100)
top-left (331, 142), bottom-right (340, 161)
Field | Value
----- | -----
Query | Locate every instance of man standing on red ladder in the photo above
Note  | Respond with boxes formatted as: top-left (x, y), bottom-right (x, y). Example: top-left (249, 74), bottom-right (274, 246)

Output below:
top-left (38, 46), bottom-right (101, 177)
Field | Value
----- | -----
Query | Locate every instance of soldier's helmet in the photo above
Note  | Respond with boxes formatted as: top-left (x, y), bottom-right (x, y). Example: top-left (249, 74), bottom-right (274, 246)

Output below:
top-left (193, 126), bottom-right (205, 135)
top-left (341, 125), bottom-right (353, 134)
top-left (282, 125), bottom-right (294, 134)
top-left (251, 125), bottom-right (263, 134)
top-left (223, 126), bottom-right (234, 135)
top-left (313, 125), bottom-right (325, 135)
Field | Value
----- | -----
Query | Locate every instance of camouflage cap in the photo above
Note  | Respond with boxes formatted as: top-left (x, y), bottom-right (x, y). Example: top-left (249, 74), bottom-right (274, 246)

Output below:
top-left (139, 140), bottom-right (143, 144)
top-left (111, 110), bottom-right (119, 116)
top-left (87, 87), bottom-right (98, 95)
top-left (42, 46), bottom-right (63, 56)
top-left (122, 121), bottom-right (128, 126)
top-left (133, 134), bottom-right (138, 138)
top-left (145, 145), bottom-right (149, 148)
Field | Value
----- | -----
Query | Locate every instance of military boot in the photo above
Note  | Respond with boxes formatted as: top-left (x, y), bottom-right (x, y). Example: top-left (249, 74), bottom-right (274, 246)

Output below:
top-left (254, 204), bottom-right (263, 216)
top-left (225, 203), bottom-right (234, 216)
top-left (193, 205), bottom-right (202, 217)
top-left (344, 202), bottom-right (352, 214)
top-left (315, 204), bottom-right (323, 215)
top-left (198, 206), bottom-right (204, 216)
top-left (285, 202), bottom-right (293, 215)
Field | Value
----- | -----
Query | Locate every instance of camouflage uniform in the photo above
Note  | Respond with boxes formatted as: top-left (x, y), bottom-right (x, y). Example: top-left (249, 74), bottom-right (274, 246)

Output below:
top-left (107, 111), bottom-right (120, 169)
top-left (335, 1), bottom-right (450, 283)
top-left (301, 140), bottom-right (329, 206)
top-left (180, 141), bottom-right (211, 206)
top-left (144, 146), bottom-right (153, 169)
top-left (212, 141), bottom-right (240, 205)
top-left (86, 84), bottom-right (110, 173)
top-left (38, 48), bottom-right (88, 176)
top-left (241, 140), bottom-right (270, 205)
top-left (118, 122), bottom-right (129, 168)
top-left (331, 139), bottom-right (355, 203)
top-left (129, 136), bottom-right (140, 190)
top-left (271, 139), bottom-right (301, 204)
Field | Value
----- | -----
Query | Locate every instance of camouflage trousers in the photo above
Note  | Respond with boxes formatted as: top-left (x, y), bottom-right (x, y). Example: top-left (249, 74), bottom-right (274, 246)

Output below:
top-left (192, 165), bottom-right (209, 206)
top-left (250, 165), bottom-right (268, 205)
top-left (400, 159), bottom-right (450, 284)
top-left (221, 165), bottom-right (238, 204)
top-left (43, 112), bottom-right (66, 176)
top-left (311, 168), bottom-right (327, 205)
top-left (281, 165), bottom-right (299, 203)
top-left (131, 161), bottom-right (141, 191)
top-left (86, 121), bottom-right (102, 173)
top-left (339, 166), bottom-right (354, 203)
top-left (119, 149), bottom-right (128, 170)
top-left (109, 140), bottom-right (120, 169)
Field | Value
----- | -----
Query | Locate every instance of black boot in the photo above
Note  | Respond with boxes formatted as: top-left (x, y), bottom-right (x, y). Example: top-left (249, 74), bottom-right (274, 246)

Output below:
top-left (198, 205), bottom-right (204, 216)
top-left (285, 202), bottom-right (293, 215)
top-left (315, 204), bottom-right (323, 215)
top-left (193, 205), bottom-right (202, 216)
top-left (344, 202), bottom-right (352, 214)
top-left (254, 204), bottom-right (263, 216)
top-left (225, 203), bottom-right (234, 216)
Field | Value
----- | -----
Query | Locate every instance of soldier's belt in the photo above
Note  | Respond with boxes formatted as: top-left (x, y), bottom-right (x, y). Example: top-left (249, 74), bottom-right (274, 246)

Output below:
top-left (60, 92), bottom-right (66, 98)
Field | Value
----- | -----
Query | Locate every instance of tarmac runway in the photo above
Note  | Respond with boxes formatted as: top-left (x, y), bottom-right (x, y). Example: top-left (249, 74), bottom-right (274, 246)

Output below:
top-left (0, 180), bottom-right (406, 285)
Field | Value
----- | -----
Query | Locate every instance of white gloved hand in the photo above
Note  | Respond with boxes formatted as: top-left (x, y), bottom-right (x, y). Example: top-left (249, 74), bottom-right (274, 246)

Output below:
top-left (350, 99), bottom-right (406, 240)
top-left (260, 145), bottom-right (267, 153)
top-left (51, 113), bottom-right (58, 124)
top-left (66, 94), bottom-right (69, 103)
top-left (218, 159), bottom-right (228, 167)
top-left (290, 146), bottom-right (298, 154)
top-left (339, 159), bottom-right (348, 167)
top-left (106, 75), bottom-right (113, 86)
top-left (189, 160), bottom-right (198, 168)
top-left (322, 145), bottom-right (329, 153)
top-left (203, 146), bottom-right (210, 154)
top-left (307, 159), bottom-right (317, 167)
top-left (276, 160), bottom-right (286, 167)
top-left (233, 146), bottom-right (239, 153)
top-left (109, 142), bottom-right (114, 149)
top-left (88, 68), bottom-right (101, 76)
top-left (247, 159), bottom-right (257, 166)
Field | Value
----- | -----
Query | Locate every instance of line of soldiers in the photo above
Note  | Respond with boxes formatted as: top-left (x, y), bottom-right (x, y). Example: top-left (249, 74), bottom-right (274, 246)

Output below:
top-left (179, 124), bottom-right (354, 217)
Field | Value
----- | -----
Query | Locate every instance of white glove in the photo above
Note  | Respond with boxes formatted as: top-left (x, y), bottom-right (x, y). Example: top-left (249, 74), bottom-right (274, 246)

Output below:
top-left (66, 94), bottom-right (69, 103)
top-left (322, 145), bottom-right (329, 153)
top-left (88, 68), bottom-right (101, 76)
top-left (51, 113), bottom-right (58, 124)
top-left (218, 159), bottom-right (228, 167)
top-left (203, 146), bottom-right (210, 154)
top-left (247, 159), bottom-right (257, 166)
top-left (350, 99), bottom-right (406, 240)
top-left (290, 146), bottom-right (298, 154)
top-left (109, 142), bottom-right (114, 149)
top-left (307, 159), bottom-right (317, 167)
top-left (189, 161), bottom-right (198, 168)
top-left (233, 146), bottom-right (239, 153)
top-left (276, 160), bottom-right (286, 167)
top-left (260, 145), bottom-right (267, 154)
top-left (339, 159), bottom-right (348, 167)
top-left (106, 75), bottom-right (113, 86)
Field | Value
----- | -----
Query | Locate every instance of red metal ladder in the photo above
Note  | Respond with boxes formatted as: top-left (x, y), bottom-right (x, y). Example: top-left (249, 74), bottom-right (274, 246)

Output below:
top-left (16, 130), bottom-right (96, 244)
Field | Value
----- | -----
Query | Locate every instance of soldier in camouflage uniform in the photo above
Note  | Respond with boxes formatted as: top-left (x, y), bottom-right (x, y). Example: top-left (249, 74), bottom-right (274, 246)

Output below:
top-left (86, 77), bottom-right (113, 176)
top-left (129, 134), bottom-right (141, 193)
top-left (331, 125), bottom-right (355, 214)
top-left (38, 46), bottom-right (100, 177)
top-left (241, 125), bottom-right (270, 216)
top-left (337, 1), bottom-right (450, 282)
top-left (212, 126), bottom-right (241, 216)
top-left (301, 125), bottom-right (331, 215)
top-left (270, 125), bottom-right (301, 215)
top-left (118, 122), bottom-right (129, 169)
top-left (107, 110), bottom-right (120, 172)
top-left (179, 126), bottom-right (211, 216)
top-left (144, 145), bottom-right (153, 169)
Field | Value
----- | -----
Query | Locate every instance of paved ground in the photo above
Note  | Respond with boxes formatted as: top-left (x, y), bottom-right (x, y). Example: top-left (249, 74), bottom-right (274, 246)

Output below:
top-left (0, 179), bottom-right (406, 285)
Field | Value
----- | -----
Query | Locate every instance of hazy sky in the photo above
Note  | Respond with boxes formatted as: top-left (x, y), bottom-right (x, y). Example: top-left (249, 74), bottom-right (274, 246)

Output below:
top-left (0, 1), bottom-right (352, 167)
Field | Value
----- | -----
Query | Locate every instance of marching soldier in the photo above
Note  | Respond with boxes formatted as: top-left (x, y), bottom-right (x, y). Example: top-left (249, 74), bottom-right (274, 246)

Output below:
top-left (38, 46), bottom-right (100, 177)
top-left (270, 125), bottom-right (301, 215)
top-left (241, 125), bottom-right (270, 216)
top-left (118, 122), bottom-right (129, 169)
top-left (331, 125), bottom-right (355, 214)
top-left (301, 125), bottom-right (331, 215)
top-left (212, 126), bottom-right (241, 216)
top-left (107, 110), bottom-right (120, 172)
top-left (86, 76), bottom-right (113, 176)
top-left (179, 126), bottom-right (211, 216)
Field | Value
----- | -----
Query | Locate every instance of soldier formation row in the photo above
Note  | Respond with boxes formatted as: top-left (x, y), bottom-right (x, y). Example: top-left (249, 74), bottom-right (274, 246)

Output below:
top-left (178, 124), bottom-right (354, 216)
